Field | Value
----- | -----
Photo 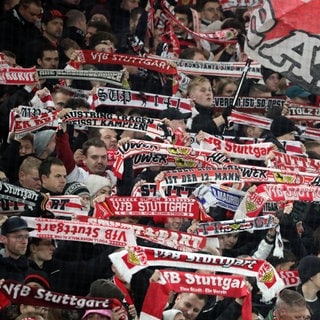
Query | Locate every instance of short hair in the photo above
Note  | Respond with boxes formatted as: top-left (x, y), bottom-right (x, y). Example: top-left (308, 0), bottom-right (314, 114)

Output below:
top-left (1, 50), bottom-right (16, 59)
top-left (179, 47), bottom-right (209, 60)
top-left (87, 20), bottom-right (111, 32)
top-left (19, 132), bottom-right (34, 145)
top-left (249, 83), bottom-right (272, 96)
top-left (20, 0), bottom-right (42, 7)
top-left (65, 97), bottom-right (90, 110)
top-left (304, 140), bottom-right (320, 152)
top-left (89, 31), bottom-right (117, 49)
top-left (82, 138), bottom-right (106, 156)
top-left (36, 42), bottom-right (58, 60)
top-left (197, 0), bottom-right (220, 11)
top-left (19, 156), bottom-right (42, 175)
top-left (39, 157), bottom-right (65, 179)
top-left (187, 76), bottom-right (211, 95)
top-left (275, 289), bottom-right (308, 311)
top-left (174, 5), bottom-right (193, 23)
top-left (65, 9), bottom-right (86, 27)
top-left (60, 38), bottom-right (81, 52)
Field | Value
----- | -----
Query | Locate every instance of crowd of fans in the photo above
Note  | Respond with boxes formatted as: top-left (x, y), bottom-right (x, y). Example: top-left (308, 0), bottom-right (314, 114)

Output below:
top-left (0, 0), bottom-right (320, 320)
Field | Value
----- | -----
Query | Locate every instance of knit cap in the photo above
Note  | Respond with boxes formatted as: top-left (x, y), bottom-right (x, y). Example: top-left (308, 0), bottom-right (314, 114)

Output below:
top-left (163, 309), bottom-right (184, 320)
top-left (34, 130), bottom-right (56, 158)
top-left (63, 182), bottom-right (90, 197)
top-left (85, 174), bottom-right (112, 197)
top-left (298, 255), bottom-right (320, 284)
top-left (270, 116), bottom-right (297, 138)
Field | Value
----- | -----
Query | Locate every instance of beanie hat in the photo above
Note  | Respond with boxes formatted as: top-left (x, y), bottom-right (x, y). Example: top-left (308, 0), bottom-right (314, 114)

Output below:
top-left (85, 174), bottom-right (112, 197)
top-left (88, 279), bottom-right (125, 301)
top-left (81, 309), bottom-right (112, 320)
top-left (24, 270), bottom-right (50, 290)
top-left (270, 116), bottom-right (297, 138)
top-left (63, 182), bottom-right (90, 197)
top-left (34, 130), bottom-right (56, 158)
top-left (163, 309), bottom-right (184, 320)
top-left (298, 255), bottom-right (320, 284)
top-left (1, 216), bottom-right (33, 235)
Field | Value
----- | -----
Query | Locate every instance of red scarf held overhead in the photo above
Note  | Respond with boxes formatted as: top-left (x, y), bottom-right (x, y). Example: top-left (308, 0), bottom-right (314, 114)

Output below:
top-left (140, 270), bottom-right (252, 320)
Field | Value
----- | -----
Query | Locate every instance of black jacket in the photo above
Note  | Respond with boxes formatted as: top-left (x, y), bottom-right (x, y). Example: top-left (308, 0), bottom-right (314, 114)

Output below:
top-left (0, 6), bottom-right (42, 66)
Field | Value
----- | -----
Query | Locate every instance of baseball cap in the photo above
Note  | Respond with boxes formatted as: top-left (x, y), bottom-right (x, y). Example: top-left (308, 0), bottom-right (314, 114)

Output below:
top-left (81, 309), bottom-right (112, 320)
top-left (1, 216), bottom-right (33, 236)
top-left (285, 85), bottom-right (312, 99)
top-left (41, 10), bottom-right (66, 24)
top-left (158, 108), bottom-right (191, 121)
top-left (298, 255), bottom-right (320, 284)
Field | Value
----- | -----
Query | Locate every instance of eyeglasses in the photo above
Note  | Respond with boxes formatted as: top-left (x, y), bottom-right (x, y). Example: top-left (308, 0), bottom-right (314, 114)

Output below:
top-left (7, 234), bottom-right (29, 241)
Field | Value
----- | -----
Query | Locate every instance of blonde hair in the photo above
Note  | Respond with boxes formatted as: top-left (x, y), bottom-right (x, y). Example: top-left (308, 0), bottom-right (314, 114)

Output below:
top-left (187, 76), bottom-right (211, 95)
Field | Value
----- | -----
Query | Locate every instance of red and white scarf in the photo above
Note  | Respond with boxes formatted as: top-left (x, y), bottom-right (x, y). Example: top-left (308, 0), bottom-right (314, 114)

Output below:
top-left (109, 246), bottom-right (285, 302)
top-left (93, 196), bottom-right (210, 221)
top-left (0, 280), bottom-right (120, 310)
top-left (90, 86), bottom-right (192, 113)
top-left (141, 270), bottom-right (251, 320)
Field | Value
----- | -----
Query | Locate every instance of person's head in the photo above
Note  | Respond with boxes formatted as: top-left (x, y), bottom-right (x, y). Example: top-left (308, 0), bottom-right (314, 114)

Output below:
top-left (219, 233), bottom-right (239, 250)
top-left (242, 124), bottom-right (263, 139)
top-left (89, 31), bottom-right (117, 52)
top-left (88, 278), bottom-right (125, 301)
top-left (187, 76), bottom-right (213, 107)
top-left (0, 216), bottom-right (32, 259)
top-left (198, 0), bottom-right (222, 24)
top-left (273, 289), bottom-right (311, 320)
top-left (81, 309), bottom-right (112, 320)
top-left (304, 140), bottom-right (320, 158)
top-left (60, 37), bottom-right (81, 61)
top-left (158, 108), bottom-right (190, 132)
top-left (248, 83), bottom-right (272, 98)
top-left (267, 249), bottom-right (297, 271)
top-left (173, 5), bottom-right (193, 37)
top-left (65, 9), bottom-right (86, 33)
top-left (261, 66), bottom-right (282, 94)
top-left (89, 128), bottom-right (118, 150)
top-left (63, 182), bottom-right (90, 211)
top-left (270, 116), bottom-right (297, 141)
top-left (36, 43), bottom-right (59, 69)
top-left (33, 129), bottom-right (56, 159)
top-left (1, 50), bottom-right (17, 67)
top-left (172, 293), bottom-right (207, 320)
top-left (120, 0), bottom-right (140, 12)
top-left (41, 9), bottom-right (65, 42)
top-left (18, 133), bottom-right (34, 156)
top-left (85, 20), bottom-right (111, 47)
top-left (65, 97), bottom-right (90, 110)
top-left (51, 87), bottom-right (71, 110)
top-left (18, 156), bottom-right (42, 192)
top-left (27, 237), bottom-right (56, 267)
top-left (298, 255), bottom-right (320, 288)
top-left (18, 0), bottom-right (42, 24)
top-left (85, 174), bottom-right (112, 203)
top-left (179, 48), bottom-right (208, 61)
top-left (15, 312), bottom-right (45, 320)
top-left (163, 309), bottom-right (185, 320)
top-left (285, 85), bottom-right (313, 104)
top-left (39, 157), bottom-right (67, 194)
top-left (24, 270), bottom-right (50, 290)
top-left (216, 79), bottom-right (238, 96)
top-left (82, 138), bottom-right (107, 175)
